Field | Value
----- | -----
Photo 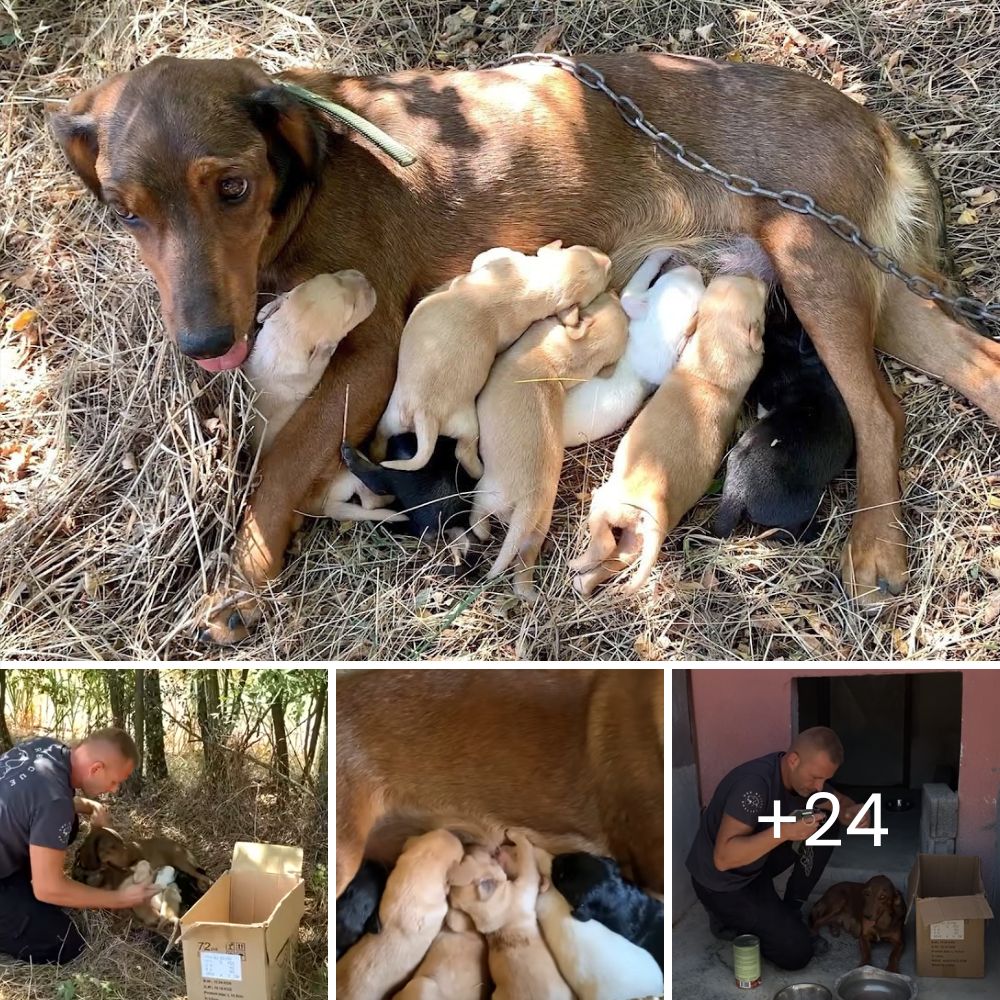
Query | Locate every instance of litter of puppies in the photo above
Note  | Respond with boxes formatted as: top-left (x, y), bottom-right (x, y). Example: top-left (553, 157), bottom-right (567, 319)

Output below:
top-left (245, 238), bottom-right (845, 601)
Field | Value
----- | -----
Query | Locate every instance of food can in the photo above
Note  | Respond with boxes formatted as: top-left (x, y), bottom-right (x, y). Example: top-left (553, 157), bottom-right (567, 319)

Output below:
top-left (733, 933), bottom-right (762, 989)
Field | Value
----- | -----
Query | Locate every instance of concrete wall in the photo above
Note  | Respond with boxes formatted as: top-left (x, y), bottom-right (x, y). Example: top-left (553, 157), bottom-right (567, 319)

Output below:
top-left (690, 668), bottom-right (1000, 906)
top-left (672, 669), bottom-right (700, 922)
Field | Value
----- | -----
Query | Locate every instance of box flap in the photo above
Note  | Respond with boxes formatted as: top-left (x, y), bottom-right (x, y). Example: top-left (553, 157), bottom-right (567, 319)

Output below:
top-left (232, 842), bottom-right (304, 877)
top-left (265, 881), bottom-right (306, 960)
top-left (180, 871), bottom-right (232, 933)
top-left (918, 895), bottom-right (995, 926)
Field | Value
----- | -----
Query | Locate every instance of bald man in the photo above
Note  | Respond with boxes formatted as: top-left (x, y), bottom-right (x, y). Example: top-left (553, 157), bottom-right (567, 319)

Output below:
top-left (0, 728), bottom-right (159, 964)
top-left (686, 727), bottom-right (871, 971)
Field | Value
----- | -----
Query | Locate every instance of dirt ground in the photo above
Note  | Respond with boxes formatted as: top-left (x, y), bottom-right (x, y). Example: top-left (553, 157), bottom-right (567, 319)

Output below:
top-left (1, 0), bottom-right (998, 660)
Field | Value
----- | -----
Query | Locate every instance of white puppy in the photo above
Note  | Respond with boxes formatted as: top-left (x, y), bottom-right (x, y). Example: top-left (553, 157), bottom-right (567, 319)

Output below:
top-left (530, 847), bottom-right (663, 1000)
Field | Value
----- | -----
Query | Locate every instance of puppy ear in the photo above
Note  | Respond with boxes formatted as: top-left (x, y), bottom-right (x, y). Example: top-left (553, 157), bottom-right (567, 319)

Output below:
top-left (539, 875), bottom-right (552, 894)
top-left (594, 362), bottom-right (617, 379)
top-left (476, 877), bottom-right (498, 901)
top-left (682, 312), bottom-right (699, 339)
top-left (747, 318), bottom-right (764, 353)
top-left (565, 316), bottom-right (595, 341)
top-left (48, 77), bottom-right (125, 199)
top-left (621, 294), bottom-right (649, 321)
top-left (537, 239), bottom-right (563, 255)
top-left (892, 891), bottom-right (906, 921)
top-left (556, 305), bottom-right (580, 328)
top-left (445, 907), bottom-right (474, 932)
top-left (256, 295), bottom-right (285, 324)
top-left (308, 340), bottom-right (339, 365)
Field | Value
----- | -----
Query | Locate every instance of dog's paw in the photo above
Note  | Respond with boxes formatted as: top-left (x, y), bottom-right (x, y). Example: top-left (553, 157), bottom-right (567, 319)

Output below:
top-left (839, 517), bottom-right (908, 613)
top-left (196, 588), bottom-right (263, 645)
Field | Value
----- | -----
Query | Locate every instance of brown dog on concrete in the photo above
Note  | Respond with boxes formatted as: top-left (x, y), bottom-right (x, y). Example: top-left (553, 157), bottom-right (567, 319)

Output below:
top-left (809, 874), bottom-right (905, 973)
top-left (73, 826), bottom-right (211, 892)
top-left (50, 54), bottom-right (1000, 642)
top-left (335, 669), bottom-right (663, 900)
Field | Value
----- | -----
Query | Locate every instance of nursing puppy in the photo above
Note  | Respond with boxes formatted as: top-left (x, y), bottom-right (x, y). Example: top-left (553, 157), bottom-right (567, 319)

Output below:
top-left (392, 907), bottom-right (489, 1000)
top-left (714, 291), bottom-right (855, 540)
top-left (551, 852), bottom-right (664, 971)
top-left (471, 291), bottom-right (629, 601)
top-left (337, 829), bottom-right (465, 1000)
top-left (336, 860), bottom-right (390, 960)
top-left (341, 434), bottom-right (477, 554)
top-left (571, 275), bottom-right (767, 595)
top-left (525, 846), bottom-right (663, 1000)
top-left (449, 836), bottom-right (573, 1000)
top-left (120, 860), bottom-right (183, 932)
top-left (374, 241), bottom-right (612, 477)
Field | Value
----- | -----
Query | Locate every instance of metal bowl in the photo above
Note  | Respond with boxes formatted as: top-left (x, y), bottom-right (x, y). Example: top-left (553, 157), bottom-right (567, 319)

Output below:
top-left (773, 986), bottom-right (833, 1000)
top-left (835, 966), bottom-right (916, 1000)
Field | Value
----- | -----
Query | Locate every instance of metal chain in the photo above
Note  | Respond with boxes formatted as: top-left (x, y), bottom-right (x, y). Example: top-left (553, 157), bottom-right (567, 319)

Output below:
top-left (492, 52), bottom-right (1000, 330)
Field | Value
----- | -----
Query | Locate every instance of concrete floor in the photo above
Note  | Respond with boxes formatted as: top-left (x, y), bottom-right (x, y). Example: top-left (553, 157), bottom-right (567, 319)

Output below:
top-left (672, 847), bottom-right (999, 999)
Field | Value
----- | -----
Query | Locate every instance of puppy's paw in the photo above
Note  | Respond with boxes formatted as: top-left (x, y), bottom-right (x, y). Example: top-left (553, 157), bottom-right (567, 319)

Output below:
top-left (196, 588), bottom-right (264, 645)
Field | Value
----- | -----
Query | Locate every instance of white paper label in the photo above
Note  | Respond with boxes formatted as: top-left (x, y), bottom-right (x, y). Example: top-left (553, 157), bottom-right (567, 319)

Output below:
top-left (930, 919), bottom-right (965, 941)
top-left (200, 951), bottom-right (243, 981)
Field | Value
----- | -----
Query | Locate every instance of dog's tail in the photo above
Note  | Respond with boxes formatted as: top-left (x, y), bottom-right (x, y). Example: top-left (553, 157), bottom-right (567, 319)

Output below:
top-left (381, 410), bottom-right (438, 472)
top-left (486, 504), bottom-right (536, 580)
top-left (712, 488), bottom-right (744, 538)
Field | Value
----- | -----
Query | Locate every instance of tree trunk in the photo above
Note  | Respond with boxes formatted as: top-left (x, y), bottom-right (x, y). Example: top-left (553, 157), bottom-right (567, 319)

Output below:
top-left (0, 670), bottom-right (13, 752)
top-left (198, 671), bottom-right (223, 778)
top-left (104, 672), bottom-right (126, 729)
top-left (124, 670), bottom-right (144, 796)
top-left (303, 677), bottom-right (327, 784)
top-left (313, 699), bottom-right (328, 864)
top-left (271, 693), bottom-right (289, 784)
top-left (144, 670), bottom-right (168, 781)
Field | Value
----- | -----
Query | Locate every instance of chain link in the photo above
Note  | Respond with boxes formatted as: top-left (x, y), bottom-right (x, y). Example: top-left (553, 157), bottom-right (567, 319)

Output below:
top-left (491, 52), bottom-right (1000, 330)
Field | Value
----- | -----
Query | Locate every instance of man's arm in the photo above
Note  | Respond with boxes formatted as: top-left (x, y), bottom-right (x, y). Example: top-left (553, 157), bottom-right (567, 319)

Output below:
top-left (72, 796), bottom-right (109, 827)
top-left (713, 812), bottom-right (817, 872)
top-left (826, 786), bottom-right (872, 828)
top-left (29, 845), bottom-right (154, 909)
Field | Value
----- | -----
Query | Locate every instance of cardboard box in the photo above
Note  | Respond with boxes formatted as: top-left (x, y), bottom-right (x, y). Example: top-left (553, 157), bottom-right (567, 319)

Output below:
top-left (906, 853), bottom-right (994, 978)
top-left (180, 842), bottom-right (306, 1000)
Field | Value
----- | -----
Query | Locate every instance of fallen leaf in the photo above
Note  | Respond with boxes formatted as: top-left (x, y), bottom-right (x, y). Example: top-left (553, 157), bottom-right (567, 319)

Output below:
top-left (987, 494), bottom-right (1000, 510)
top-left (942, 123), bottom-right (965, 139)
top-left (695, 22), bottom-right (715, 41)
top-left (533, 24), bottom-right (563, 51)
top-left (8, 307), bottom-right (37, 332)
top-left (970, 190), bottom-right (997, 207)
top-left (961, 186), bottom-right (985, 199)
top-left (956, 207), bottom-right (979, 225)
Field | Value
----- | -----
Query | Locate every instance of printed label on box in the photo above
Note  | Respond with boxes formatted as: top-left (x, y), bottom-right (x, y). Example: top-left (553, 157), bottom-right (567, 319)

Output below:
top-left (201, 951), bottom-right (244, 981)
top-left (930, 920), bottom-right (965, 941)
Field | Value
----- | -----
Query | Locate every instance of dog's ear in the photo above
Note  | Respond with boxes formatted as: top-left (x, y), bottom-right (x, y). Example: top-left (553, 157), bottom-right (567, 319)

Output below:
top-left (682, 312), bottom-right (699, 339)
top-left (594, 362), bottom-right (617, 379)
top-left (539, 874), bottom-right (552, 893)
top-left (247, 86), bottom-right (326, 211)
top-left (537, 239), bottom-right (563, 255)
top-left (556, 305), bottom-right (580, 328)
top-left (47, 76), bottom-right (125, 200)
top-left (445, 907), bottom-right (474, 932)
top-left (621, 294), bottom-right (649, 321)
top-left (475, 877), bottom-right (498, 901)
top-left (748, 318), bottom-right (764, 354)
top-left (565, 315), bottom-right (596, 341)
top-left (892, 890), bottom-right (906, 921)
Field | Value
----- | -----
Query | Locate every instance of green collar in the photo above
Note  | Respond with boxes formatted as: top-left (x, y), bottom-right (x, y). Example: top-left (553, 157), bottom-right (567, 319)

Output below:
top-left (280, 82), bottom-right (417, 167)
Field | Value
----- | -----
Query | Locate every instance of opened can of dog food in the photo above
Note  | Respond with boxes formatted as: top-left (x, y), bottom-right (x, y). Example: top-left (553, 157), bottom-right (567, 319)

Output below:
top-left (733, 934), bottom-right (762, 989)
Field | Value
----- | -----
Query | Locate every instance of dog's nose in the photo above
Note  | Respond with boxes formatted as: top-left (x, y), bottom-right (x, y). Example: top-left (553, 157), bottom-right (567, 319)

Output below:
top-left (176, 325), bottom-right (236, 359)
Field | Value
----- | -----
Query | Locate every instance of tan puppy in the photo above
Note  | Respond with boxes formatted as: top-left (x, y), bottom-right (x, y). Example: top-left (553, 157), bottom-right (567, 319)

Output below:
top-left (120, 860), bottom-right (183, 932)
top-left (392, 907), bottom-right (489, 1000)
top-left (449, 835), bottom-right (573, 1000)
top-left (470, 291), bottom-right (629, 601)
top-left (74, 826), bottom-right (211, 892)
top-left (374, 241), bottom-right (613, 478)
top-left (571, 275), bottom-right (767, 595)
top-left (337, 829), bottom-right (466, 1000)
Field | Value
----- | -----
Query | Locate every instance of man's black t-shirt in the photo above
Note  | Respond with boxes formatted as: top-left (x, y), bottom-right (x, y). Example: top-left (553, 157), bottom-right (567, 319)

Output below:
top-left (686, 750), bottom-right (815, 892)
top-left (0, 738), bottom-right (75, 879)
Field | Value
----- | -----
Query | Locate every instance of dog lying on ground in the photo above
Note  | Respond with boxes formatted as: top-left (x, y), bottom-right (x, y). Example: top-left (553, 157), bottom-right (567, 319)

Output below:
top-left (571, 274), bottom-right (767, 595)
top-left (809, 874), bottom-right (905, 973)
top-left (374, 241), bottom-right (612, 478)
top-left (336, 829), bottom-right (465, 1000)
top-left (714, 289), bottom-right (855, 540)
top-left (470, 292), bottom-right (629, 600)
top-left (73, 826), bottom-right (211, 899)
top-left (524, 845), bottom-right (664, 1000)
top-left (336, 669), bottom-right (663, 899)
top-left (449, 835), bottom-right (574, 1000)
top-left (120, 860), bottom-right (183, 934)
top-left (336, 859), bottom-right (390, 960)
top-left (550, 852), bottom-right (664, 971)
top-left (50, 53), bottom-right (999, 642)
top-left (392, 906), bottom-right (489, 1000)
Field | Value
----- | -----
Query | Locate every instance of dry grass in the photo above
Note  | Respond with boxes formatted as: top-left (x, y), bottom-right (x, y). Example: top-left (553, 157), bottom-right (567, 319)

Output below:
top-left (0, 750), bottom-right (327, 1000)
top-left (0, 0), bottom-right (998, 661)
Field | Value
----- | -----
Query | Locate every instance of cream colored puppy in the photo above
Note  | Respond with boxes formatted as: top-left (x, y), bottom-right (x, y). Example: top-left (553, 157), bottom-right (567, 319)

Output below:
top-left (449, 835), bottom-right (573, 1000)
top-left (244, 271), bottom-right (403, 523)
top-left (122, 860), bottom-right (182, 932)
top-left (337, 829), bottom-right (466, 1000)
top-left (571, 275), bottom-right (768, 595)
top-left (471, 292), bottom-right (629, 601)
top-left (374, 241), bottom-right (612, 477)
top-left (392, 907), bottom-right (489, 1000)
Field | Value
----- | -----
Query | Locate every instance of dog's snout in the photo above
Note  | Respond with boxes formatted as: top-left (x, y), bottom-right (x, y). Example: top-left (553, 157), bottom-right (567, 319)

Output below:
top-left (177, 325), bottom-right (236, 359)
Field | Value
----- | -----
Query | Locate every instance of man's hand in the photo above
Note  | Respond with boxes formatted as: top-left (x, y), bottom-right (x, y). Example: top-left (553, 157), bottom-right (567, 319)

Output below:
top-left (842, 802), bottom-right (872, 828)
top-left (114, 882), bottom-right (160, 909)
top-left (73, 796), bottom-right (109, 827)
top-left (782, 816), bottom-right (819, 842)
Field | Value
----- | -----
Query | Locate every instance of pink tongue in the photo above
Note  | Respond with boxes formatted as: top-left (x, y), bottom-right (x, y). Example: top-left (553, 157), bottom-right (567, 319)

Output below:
top-left (194, 339), bottom-right (249, 372)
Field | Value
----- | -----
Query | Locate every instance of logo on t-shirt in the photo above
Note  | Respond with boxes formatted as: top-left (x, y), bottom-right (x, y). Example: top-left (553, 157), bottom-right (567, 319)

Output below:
top-left (0, 742), bottom-right (66, 787)
top-left (740, 790), bottom-right (764, 817)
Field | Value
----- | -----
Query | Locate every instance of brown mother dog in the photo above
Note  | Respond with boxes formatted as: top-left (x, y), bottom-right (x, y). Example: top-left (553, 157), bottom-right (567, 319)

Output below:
top-left (335, 669), bottom-right (664, 898)
top-left (50, 53), bottom-right (1000, 642)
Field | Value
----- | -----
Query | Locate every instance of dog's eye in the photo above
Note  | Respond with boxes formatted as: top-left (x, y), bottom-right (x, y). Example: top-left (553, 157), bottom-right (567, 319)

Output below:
top-left (219, 177), bottom-right (249, 203)
top-left (111, 204), bottom-right (138, 224)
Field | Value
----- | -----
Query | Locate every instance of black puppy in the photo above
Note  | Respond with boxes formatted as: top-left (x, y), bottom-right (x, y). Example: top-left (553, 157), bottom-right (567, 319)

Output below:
top-left (713, 290), bottom-right (855, 541)
top-left (551, 852), bottom-right (664, 970)
top-left (336, 859), bottom-right (389, 959)
top-left (342, 434), bottom-right (477, 557)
